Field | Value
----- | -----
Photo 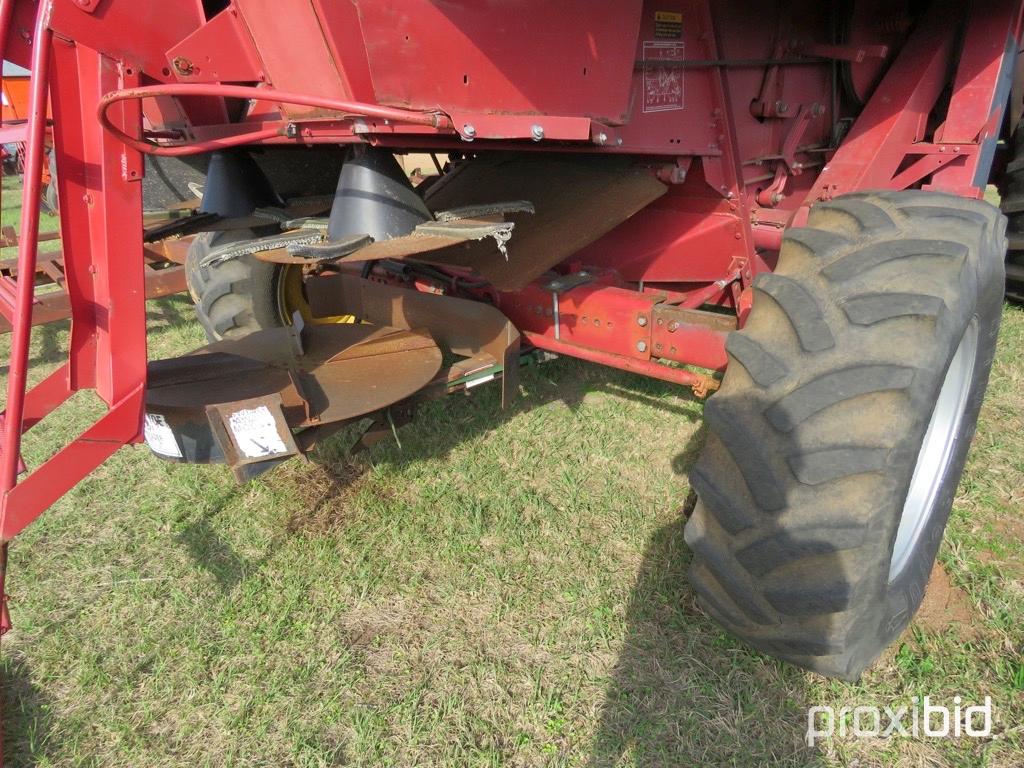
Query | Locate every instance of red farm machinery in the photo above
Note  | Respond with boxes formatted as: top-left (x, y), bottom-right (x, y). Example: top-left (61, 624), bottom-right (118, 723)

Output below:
top-left (0, 0), bottom-right (1022, 710)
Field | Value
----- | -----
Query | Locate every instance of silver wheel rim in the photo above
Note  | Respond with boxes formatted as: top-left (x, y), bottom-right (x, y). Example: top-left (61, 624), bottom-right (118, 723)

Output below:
top-left (889, 319), bottom-right (978, 582)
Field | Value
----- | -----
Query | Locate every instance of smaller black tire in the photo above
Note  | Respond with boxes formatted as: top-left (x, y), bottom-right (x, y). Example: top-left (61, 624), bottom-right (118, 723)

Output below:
top-left (185, 228), bottom-right (287, 342)
top-left (41, 153), bottom-right (58, 215)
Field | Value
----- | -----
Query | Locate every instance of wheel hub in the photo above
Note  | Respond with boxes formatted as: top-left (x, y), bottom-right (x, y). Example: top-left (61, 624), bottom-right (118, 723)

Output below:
top-left (889, 319), bottom-right (978, 581)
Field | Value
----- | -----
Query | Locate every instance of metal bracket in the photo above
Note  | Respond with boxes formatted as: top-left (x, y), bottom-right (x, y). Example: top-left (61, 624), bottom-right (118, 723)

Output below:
top-left (206, 393), bottom-right (301, 480)
top-left (543, 270), bottom-right (595, 341)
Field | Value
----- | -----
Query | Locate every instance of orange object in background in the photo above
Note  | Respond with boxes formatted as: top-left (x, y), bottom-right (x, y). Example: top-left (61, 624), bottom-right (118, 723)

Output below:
top-left (0, 59), bottom-right (33, 122)
top-left (1, 71), bottom-right (30, 121)
top-left (2, 61), bottom-right (54, 192)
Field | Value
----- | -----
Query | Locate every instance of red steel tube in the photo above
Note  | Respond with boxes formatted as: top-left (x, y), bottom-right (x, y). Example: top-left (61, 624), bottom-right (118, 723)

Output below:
top-left (0, 0), bottom-right (14, 76)
top-left (97, 83), bottom-right (452, 156)
top-left (522, 331), bottom-right (719, 392)
top-left (1, 0), bottom-right (53, 496)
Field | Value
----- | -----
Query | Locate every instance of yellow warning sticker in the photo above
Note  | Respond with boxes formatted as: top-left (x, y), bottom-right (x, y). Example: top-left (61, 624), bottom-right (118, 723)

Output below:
top-left (654, 10), bottom-right (683, 39)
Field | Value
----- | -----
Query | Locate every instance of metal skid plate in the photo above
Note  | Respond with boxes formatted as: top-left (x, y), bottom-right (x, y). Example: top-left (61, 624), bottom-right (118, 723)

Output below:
top-left (304, 273), bottom-right (521, 408)
top-left (144, 322), bottom-right (442, 470)
top-left (416, 155), bottom-right (666, 290)
top-left (143, 275), bottom-right (522, 475)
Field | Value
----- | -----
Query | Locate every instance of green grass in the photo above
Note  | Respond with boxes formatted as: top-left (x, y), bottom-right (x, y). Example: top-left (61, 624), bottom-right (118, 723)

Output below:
top-left (1, 174), bottom-right (61, 255)
top-left (0, 194), bottom-right (1022, 765)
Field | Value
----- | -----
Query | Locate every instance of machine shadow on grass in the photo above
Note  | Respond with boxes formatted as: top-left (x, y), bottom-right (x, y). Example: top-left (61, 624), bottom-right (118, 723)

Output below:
top-left (282, 356), bottom-right (824, 762)
top-left (0, 320), bottom-right (66, 376)
top-left (0, 655), bottom-right (52, 767)
top-left (587, 508), bottom-right (818, 766)
top-left (589, 383), bottom-right (856, 765)
top-left (284, 355), bottom-right (707, 533)
top-left (145, 294), bottom-right (194, 334)
top-left (172, 347), bottom-right (830, 763)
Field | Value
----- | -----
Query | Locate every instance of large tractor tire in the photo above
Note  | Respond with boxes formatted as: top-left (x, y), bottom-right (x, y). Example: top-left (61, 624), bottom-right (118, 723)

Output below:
top-left (685, 191), bottom-right (1005, 680)
top-left (999, 150), bottom-right (1024, 302)
top-left (185, 228), bottom-right (289, 342)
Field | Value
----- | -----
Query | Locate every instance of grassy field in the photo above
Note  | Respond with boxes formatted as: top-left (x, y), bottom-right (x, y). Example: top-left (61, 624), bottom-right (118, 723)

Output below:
top-left (0, 174), bottom-right (1022, 766)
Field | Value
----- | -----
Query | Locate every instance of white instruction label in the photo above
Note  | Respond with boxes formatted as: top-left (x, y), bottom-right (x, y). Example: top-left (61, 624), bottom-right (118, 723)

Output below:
top-left (642, 41), bottom-right (684, 113)
top-left (143, 413), bottom-right (183, 458)
top-left (227, 406), bottom-right (288, 459)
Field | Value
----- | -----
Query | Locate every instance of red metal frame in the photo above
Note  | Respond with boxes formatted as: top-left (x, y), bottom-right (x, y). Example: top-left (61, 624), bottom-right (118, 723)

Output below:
top-left (0, 3), bottom-right (1022, 702)
top-left (0, 0), bottom-right (148, 545)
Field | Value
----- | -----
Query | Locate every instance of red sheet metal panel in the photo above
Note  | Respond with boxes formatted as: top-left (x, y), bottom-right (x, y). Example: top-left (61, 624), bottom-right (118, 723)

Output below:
top-left (233, 0), bottom-right (350, 114)
top-left (47, 0), bottom-right (205, 81)
top-left (350, 0), bottom-right (644, 123)
top-left (575, 186), bottom-right (747, 283)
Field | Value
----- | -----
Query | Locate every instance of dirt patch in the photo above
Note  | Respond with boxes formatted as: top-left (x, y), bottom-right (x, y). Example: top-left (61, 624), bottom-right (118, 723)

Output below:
top-left (283, 459), bottom-right (374, 534)
top-left (976, 515), bottom-right (1024, 584)
top-left (912, 561), bottom-right (982, 640)
top-left (993, 514), bottom-right (1024, 541)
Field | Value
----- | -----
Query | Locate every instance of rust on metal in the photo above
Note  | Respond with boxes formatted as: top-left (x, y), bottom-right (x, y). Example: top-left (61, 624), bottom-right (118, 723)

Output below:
top-left (247, 217), bottom-right (516, 267)
top-left (305, 273), bottom-right (521, 408)
top-left (326, 217), bottom-right (515, 265)
top-left (255, 158), bottom-right (665, 289)
top-left (148, 323), bottom-right (443, 425)
top-left (415, 155), bottom-right (667, 290)
top-left (0, 226), bottom-right (60, 248)
top-left (0, 238), bottom-right (192, 333)
top-left (145, 321), bottom-right (444, 471)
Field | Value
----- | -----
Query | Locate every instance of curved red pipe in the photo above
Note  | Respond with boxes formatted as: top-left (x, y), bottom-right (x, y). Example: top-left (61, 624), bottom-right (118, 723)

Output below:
top-left (97, 82), bottom-right (451, 156)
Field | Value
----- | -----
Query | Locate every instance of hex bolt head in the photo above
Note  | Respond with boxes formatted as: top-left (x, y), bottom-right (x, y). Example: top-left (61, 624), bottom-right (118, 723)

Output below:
top-left (637, 315), bottom-right (648, 327)
top-left (636, 340), bottom-right (648, 353)
top-left (667, 321), bottom-right (679, 333)
top-left (462, 124), bottom-right (477, 140)
top-left (531, 124), bottom-right (544, 141)
top-left (171, 56), bottom-right (194, 76)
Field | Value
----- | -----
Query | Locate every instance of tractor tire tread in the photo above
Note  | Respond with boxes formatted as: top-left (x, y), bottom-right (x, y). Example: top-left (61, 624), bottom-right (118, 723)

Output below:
top-left (686, 191), bottom-right (1005, 680)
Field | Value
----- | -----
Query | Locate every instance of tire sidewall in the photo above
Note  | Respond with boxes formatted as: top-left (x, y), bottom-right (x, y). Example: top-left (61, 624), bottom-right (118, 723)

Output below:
top-left (872, 234), bottom-right (1005, 659)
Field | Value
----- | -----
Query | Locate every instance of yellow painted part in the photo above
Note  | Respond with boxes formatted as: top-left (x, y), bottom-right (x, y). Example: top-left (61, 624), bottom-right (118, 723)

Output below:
top-left (278, 265), bottom-right (355, 325)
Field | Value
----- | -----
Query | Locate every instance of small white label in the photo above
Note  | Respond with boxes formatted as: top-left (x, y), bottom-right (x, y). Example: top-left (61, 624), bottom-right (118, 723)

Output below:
top-left (465, 373), bottom-right (495, 389)
top-left (144, 413), bottom-right (183, 458)
top-left (227, 406), bottom-right (288, 458)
